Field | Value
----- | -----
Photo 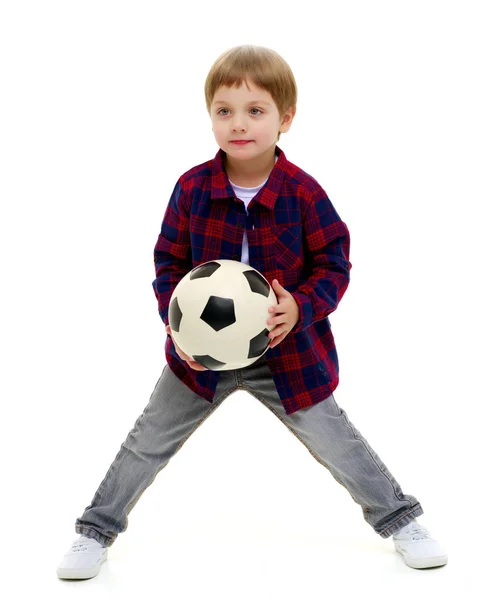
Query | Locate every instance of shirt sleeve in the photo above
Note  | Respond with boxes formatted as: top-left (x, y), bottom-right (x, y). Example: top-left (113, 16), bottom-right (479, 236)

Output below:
top-left (290, 190), bottom-right (352, 333)
top-left (151, 178), bottom-right (192, 326)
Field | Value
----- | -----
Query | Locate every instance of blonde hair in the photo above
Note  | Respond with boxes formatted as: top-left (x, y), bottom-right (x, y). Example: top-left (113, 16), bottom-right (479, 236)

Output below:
top-left (205, 45), bottom-right (297, 142)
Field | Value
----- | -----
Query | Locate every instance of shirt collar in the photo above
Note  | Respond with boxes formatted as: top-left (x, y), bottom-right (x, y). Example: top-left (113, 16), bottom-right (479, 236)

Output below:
top-left (210, 144), bottom-right (287, 211)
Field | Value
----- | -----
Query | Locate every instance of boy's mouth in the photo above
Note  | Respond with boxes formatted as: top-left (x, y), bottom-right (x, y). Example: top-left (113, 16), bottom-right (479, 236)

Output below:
top-left (230, 140), bottom-right (253, 145)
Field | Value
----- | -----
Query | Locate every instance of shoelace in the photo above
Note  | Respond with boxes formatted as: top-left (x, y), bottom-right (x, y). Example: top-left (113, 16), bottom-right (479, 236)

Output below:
top-left (71, 538), bottom-right (94, 552)
top-left (401, 524), bottom-right (432, 540)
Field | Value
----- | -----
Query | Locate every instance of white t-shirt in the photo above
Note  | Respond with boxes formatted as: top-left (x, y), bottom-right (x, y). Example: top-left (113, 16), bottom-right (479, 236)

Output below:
top-left (228, 155), bottom-right (278, 264)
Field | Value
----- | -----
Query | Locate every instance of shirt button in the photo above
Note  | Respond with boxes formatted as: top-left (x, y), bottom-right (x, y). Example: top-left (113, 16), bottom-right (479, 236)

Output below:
top-left (232, 254), bottom-right (240, 260)
top-left (236, 221), bottom-right (243, 228)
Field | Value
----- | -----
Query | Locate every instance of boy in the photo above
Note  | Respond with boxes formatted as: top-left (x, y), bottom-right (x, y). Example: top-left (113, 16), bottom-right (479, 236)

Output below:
top-left (57, 45), bottom-right (447, 580)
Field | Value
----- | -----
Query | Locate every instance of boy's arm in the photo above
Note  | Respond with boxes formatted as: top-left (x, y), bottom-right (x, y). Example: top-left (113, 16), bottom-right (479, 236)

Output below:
top-left (152, 178), bottom-right (192, 326)
top-left (290, 190), bottom-right (352, 334)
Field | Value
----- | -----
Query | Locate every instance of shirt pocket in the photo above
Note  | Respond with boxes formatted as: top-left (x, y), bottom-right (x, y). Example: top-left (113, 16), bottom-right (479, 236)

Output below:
top-left (273, 223), bottom-right (303, 270)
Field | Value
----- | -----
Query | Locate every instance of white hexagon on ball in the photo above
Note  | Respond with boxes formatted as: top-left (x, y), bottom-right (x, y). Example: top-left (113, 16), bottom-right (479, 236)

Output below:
top-left (168, 259), bottom-right (279, 370)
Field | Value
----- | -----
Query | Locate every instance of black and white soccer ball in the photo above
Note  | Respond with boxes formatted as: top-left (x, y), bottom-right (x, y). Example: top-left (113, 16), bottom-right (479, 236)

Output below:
top-left (168, 259), bottom-right (278, 370)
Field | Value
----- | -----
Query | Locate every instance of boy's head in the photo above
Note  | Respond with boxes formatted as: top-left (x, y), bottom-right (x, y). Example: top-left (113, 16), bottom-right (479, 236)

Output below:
top-left (205, 45), bottom-right (297, 165)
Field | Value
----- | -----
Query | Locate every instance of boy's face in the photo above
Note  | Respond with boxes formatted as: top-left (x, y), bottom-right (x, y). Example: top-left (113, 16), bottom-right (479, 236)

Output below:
top-left (210, 78), bottom-right (295, 167)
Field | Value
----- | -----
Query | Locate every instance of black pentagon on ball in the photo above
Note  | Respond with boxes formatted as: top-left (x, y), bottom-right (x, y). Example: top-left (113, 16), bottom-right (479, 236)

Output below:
top-left (248, 329), bottom-right (270, 358)
top-left (169, 296), bottom-right (183, 332)
top-left (200, 295), bottom-right (235, 331)
top-left (243, 269), bottom-right (270, 298)
top-left (190, 261), bottom-right (221, 280)
top-left (192, 355), bottom-right (227, 370)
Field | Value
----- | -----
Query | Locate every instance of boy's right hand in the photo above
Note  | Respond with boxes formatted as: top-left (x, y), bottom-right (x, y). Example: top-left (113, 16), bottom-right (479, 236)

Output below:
top-left (165, 325), bottom-right (209, 371)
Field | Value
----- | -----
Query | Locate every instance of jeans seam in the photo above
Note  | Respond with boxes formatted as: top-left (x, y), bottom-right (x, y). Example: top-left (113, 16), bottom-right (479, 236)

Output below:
top-left (329, 396), bottom-right (412, 512)
top-left (378, 504), bottom-right (424, 537)
top-left (247, 390), bottom-right (413, 531)
top-left (124, 384), bottom-right (236, 511)
top-left (78, 384), bottom-right (237, 547)
top-left (75, 525), bottom-right (111, 548)
top-left (247, 390), bottom-right (354, 493)
top-left (166, 385), bottom-right (236, 457)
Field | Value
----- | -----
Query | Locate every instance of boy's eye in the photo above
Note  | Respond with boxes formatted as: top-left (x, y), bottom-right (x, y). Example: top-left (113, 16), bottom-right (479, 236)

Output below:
top-left (217, 108), bottom-right (263, 116)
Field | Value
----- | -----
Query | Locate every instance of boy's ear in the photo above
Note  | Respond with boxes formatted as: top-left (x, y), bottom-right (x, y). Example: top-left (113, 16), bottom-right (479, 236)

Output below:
top-left (285, 105), bottom-right (296, 121)
top-left (280, 106), bottom-right (296, 132)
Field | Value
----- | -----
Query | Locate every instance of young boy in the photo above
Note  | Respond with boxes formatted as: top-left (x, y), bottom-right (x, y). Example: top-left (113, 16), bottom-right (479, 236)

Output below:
top-left (57, 45), bottom-right (447, 580)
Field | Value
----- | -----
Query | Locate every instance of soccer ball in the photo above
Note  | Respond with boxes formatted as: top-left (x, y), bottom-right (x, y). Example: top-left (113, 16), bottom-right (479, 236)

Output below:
top-left (168, 259), bottom-right (278, 370)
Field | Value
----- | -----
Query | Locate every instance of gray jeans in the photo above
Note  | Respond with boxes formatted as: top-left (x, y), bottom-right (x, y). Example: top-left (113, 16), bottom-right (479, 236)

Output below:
top-left (75, 354), bottom-right (423, 547)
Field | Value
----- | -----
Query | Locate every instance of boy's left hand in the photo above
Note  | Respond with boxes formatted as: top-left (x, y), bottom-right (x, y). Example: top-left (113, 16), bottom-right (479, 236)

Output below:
top-left (266, 279), bottom-right (300, 348)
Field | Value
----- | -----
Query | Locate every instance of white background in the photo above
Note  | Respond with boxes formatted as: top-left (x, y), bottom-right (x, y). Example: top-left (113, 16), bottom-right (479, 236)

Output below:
top-left (1, 0), bottom-right (477, 597)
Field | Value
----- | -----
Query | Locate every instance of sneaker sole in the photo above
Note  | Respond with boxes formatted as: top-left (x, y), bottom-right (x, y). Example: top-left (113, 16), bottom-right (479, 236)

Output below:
top-left (57, 549), bottom-right (108, 580)
top-left (395, 547), bottom-right (448, 569)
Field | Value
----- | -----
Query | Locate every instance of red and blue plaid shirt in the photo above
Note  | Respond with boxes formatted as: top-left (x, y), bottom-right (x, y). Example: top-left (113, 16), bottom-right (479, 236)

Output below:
top-left (152, 145), bottom-right (352, 415)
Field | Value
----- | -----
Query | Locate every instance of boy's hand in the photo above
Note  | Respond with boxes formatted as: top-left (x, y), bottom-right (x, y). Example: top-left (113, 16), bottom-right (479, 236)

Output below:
top-left (266, 279), bottom-right (300, 349)
top-left (165, 325), bottom-right (209, 371)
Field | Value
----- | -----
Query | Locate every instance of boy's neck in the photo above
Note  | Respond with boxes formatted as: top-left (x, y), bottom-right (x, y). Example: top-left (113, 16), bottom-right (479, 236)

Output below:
top-left (225, 146), bottom-right (276, 187)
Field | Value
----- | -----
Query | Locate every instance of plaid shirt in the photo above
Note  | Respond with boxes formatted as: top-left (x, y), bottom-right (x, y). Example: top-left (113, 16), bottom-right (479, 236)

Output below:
top-left (152, 145), bottom-right (352, 415)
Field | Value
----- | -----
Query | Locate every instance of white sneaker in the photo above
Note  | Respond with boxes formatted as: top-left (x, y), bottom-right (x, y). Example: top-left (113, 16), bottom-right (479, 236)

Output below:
top-left (393, 520), bottom-right (448, 569)
top-left (57, 535), bottom-right (108, 579)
